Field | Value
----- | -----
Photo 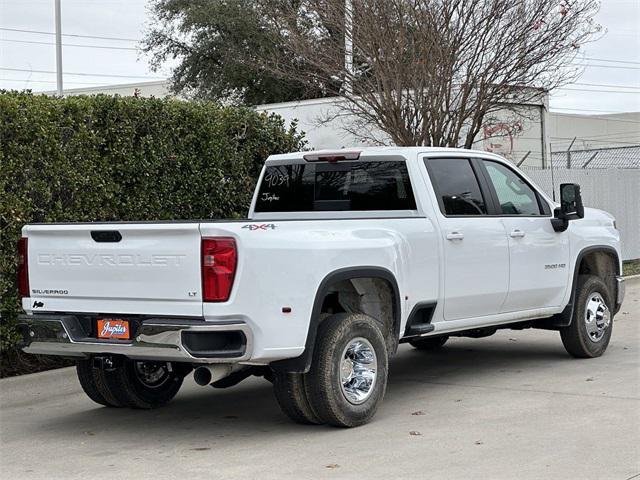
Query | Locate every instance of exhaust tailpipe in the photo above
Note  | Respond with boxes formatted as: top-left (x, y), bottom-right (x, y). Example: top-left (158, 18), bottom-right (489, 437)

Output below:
top-left (193, 365), bottom-right (234, 386)
top-left (193, 366), bottom-right (213, 386)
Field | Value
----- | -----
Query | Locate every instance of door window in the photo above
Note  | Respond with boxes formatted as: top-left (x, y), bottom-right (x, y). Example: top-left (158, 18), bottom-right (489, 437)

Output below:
top-left (425, 159), bottom-right (487, 216)
top-left (483, 161), bottom-right (542, 215)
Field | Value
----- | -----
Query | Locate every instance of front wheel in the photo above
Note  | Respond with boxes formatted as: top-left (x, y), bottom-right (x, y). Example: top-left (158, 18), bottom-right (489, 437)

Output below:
top-left (560, 275), bottom-right (613, 358)
top-left (306, 313), bottom-right (388, 427)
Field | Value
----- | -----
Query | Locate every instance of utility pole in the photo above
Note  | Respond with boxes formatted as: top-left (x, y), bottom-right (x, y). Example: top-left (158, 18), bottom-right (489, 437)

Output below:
top-left (344, 0), bottom-right (353, 96)
top-left (55, 0), bottom-right (63, 95)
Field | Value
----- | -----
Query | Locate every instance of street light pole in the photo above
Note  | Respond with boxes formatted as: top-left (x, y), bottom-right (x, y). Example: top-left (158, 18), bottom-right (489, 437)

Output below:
top-left (344, 0), bottom-right (353, 96)
top-left (55, 0), bottom-right (63, 95)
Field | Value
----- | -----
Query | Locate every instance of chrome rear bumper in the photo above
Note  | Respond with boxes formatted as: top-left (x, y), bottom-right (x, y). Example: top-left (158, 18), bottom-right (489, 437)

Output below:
top-left (17, 314), bottom-right (252, 364)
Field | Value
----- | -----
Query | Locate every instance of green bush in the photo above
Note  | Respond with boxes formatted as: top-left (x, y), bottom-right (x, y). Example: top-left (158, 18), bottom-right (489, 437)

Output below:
top-left (0, 91), bottom-right (305, 376)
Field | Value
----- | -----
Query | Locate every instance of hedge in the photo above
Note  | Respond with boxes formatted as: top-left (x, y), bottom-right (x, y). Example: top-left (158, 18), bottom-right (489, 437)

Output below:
top-left (0, 91), bottom-right (305, 376)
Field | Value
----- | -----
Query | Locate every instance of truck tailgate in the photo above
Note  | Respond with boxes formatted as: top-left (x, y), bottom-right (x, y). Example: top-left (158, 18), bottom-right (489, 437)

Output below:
top-left (24, 223), bottom-right (203, 316)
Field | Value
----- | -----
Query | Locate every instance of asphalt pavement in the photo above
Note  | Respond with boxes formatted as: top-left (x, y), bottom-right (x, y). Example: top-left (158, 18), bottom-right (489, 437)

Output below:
top-left (1, 278), bottom-right (639, 480)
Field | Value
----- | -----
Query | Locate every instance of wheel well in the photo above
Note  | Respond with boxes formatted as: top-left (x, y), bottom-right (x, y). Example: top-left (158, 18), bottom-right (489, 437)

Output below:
top-left (537, 247), bottom-right (620, 329)
top-left (577, 250), bottom-right (618, 299)
top-left (319, 277), bottom-right (398, 353)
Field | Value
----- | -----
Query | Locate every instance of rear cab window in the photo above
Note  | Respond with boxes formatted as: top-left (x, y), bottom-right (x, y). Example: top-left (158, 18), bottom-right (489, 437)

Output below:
top-left (254, 160), bottom-right (417, 212)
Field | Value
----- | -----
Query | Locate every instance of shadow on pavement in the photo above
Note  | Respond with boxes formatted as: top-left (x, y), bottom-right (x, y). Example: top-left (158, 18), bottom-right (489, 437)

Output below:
top-left (30, 335), bottom-right (575, 439)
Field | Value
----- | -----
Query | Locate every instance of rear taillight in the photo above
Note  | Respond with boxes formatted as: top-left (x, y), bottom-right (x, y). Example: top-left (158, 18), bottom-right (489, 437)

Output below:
top-left (201, 237), bottom-right (237, 302)
top-left (17, 237), bottom-right (29, 298)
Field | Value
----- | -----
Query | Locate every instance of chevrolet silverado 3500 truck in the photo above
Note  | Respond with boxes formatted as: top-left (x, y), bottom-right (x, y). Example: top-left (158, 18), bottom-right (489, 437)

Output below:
top-left (17, 147), bottom-right (625, 427)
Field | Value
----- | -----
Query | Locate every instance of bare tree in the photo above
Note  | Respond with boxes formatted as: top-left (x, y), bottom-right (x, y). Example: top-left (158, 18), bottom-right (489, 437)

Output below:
top-left (260, 0), bottom-right (601, 147)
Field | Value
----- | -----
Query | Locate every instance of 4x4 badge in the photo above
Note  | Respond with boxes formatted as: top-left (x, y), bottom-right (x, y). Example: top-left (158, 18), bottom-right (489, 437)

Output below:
top-left (242, 224), bottom-right (276, 231)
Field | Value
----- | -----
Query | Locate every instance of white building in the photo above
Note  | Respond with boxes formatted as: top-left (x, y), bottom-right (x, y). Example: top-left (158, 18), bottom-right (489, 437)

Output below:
top-left (48, 80), bottom-right (639, 169)
top-left (548, 112), bottom-right (640, 152)
top-left (256, 95), bottom-right (550, 168)
top-left (44, 80), bottom-right (172, 99)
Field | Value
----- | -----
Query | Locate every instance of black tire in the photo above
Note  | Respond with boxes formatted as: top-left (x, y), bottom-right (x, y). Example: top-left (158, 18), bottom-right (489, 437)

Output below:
top-left (409, 335), bottom-right (449, 350)
top-left (273, 372), bottom-right (322, 425)
top-left (306, 313), bottom-right (388, 428)
top-left (76, 359), bottom-right (122, 407)
top-left (560, 275), bottom-right (614, 358)
top-left (102, 358), bottom-right (184, 409)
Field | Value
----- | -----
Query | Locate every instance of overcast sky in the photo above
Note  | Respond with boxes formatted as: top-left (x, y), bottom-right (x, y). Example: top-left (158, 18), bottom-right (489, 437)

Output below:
top-left (0, 0), bottom-right (639, 116)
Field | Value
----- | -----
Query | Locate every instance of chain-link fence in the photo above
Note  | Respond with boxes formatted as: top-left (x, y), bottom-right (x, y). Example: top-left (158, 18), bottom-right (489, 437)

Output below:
top-left (550, 145), bottom-right (640, 170)
top-left (521, 146), bottom-right (639, 261)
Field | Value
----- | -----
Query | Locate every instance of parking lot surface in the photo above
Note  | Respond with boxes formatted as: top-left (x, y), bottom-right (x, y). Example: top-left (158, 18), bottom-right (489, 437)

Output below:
top-left (1, 278), bottom-right (638, 480)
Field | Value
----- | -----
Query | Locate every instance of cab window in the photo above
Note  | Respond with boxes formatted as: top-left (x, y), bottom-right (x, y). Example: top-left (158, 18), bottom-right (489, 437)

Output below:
top-left (425, 159), bottom-right (487, 216)
top-left (254, 160), bottom-right (416, 212)
top-left (482, 161), bottom-right (542, 216)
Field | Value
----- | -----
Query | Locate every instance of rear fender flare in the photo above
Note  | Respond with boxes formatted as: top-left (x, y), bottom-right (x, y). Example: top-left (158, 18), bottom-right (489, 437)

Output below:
top-left (271, 266), bottom-right (401, 373)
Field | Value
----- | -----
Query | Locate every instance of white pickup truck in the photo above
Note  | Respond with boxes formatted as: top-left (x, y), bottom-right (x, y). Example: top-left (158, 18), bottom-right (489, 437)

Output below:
top-left (17, 147), bottom-right (625, 427)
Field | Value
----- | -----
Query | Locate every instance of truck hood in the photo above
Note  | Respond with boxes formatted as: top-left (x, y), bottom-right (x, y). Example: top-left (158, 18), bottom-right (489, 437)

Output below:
top-left (583, 207), bottom-right (616, 226)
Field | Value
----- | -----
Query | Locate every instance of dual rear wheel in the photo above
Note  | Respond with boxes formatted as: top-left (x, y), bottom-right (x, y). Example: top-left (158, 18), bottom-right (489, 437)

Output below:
top-left (76, 357), bottom-right (186, 409)
top-left (273, 313), bottom-right (389, 427)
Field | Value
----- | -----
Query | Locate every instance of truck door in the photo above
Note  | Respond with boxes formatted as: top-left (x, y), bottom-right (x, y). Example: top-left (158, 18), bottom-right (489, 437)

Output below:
top-left (423, 157), bottom-right (510, 320)
top-left (477, 159), bottom-right (570, 311)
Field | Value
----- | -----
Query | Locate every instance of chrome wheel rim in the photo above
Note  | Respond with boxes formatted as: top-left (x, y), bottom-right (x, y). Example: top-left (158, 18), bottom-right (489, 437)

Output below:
top-left (584, 292), bottom-right (610, 343)
top-left (339, 337), bottom-right (377, 405)
top-left (133, 361), bottom-right (171, 388)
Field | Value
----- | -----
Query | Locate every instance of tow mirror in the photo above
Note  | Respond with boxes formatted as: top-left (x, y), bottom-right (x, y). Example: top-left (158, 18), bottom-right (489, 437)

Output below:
top-left (552, 183), bottom-right (584, 232)
top-left (560, 183), bottom-right (584, 220)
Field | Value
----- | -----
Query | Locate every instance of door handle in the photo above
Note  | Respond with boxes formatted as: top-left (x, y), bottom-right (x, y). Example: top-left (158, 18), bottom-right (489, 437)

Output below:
top-left (509, 229), bottom-right (526, 238)
top-left (446, 231), bottom-right (464, 240)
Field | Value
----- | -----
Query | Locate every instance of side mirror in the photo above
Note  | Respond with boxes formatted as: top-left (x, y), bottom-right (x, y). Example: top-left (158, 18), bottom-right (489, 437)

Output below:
top-left (560, 183), bottom-right (584, 220)
top-left (552, 183), bottom-right (584, 232)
